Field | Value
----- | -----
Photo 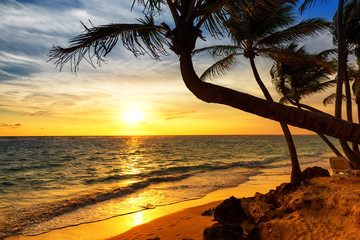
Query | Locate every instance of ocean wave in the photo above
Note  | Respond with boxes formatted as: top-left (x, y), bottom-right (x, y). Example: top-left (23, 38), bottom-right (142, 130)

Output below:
top-left (0, 181), bottom-right (149, 238)
top-left (0, 135), bottom-right (338, 238)
top-left (0, 171), bottom-right (199, 238)
top-left (299, 151), bottom-right (321, 158)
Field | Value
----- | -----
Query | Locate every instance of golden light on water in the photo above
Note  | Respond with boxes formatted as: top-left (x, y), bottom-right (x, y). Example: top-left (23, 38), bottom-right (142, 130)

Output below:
top-left (133, 211), bottom-right (144, 226)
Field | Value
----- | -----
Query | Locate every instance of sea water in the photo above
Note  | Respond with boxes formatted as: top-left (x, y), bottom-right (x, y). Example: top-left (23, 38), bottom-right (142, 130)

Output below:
top-left (0, 135), bottom-right (339, 238)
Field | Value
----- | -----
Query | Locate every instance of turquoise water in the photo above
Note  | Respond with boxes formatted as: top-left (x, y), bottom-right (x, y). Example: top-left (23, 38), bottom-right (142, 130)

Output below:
top-left (0, 135), bottom-right (339, 238)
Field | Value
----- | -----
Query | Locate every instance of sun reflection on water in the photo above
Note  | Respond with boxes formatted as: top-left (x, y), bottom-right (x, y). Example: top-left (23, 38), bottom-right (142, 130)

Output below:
top-left (122, 137), bottom-right (146, 175)
top-left (133, 211), bottom-right (144, 226)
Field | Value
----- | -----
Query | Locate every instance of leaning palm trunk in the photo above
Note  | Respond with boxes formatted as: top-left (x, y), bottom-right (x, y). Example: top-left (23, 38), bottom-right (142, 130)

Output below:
top-left (317, 133), bottom-right (343, 156)
top-left (249, 57), bottom-right (302, 184)
top-left (282, 96), bottom-right (343, 157)
top-left (178, 52), bottom-right (360, 143)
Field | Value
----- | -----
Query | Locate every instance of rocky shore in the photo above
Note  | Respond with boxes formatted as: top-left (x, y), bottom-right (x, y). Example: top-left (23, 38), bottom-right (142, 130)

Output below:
top-left (204, 167), bottom-right (360, 240)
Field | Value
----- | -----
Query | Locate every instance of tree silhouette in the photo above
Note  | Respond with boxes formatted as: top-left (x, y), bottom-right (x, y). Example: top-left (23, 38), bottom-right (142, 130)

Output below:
top-left (49, 1), bottom-right (360, 152)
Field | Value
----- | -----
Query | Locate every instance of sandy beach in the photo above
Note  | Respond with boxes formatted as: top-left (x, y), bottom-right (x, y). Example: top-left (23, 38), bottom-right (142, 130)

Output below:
top-left (5, 170), bottom-right (290, 240)
top-left (5, 164), bottom-right (360, 240)
top-left (112, 173), bottom-right (360, 240)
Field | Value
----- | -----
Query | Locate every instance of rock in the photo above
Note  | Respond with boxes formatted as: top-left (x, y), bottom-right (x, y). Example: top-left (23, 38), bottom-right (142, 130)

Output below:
top-left (246, 226), bottom-right (261, 240)
top-left (248, 200), bottom-right (274, 224)
top-left (258, 222), bottom-right (281, 240)
top-left (202, 207), bottom-right (215, 217)
top-left (240, 198), bottom-right (253, 220)
top-left (203, 223), bottom-right (244, 240)
top-left (244, 223), bottom-right (256, 234)
top-left (264, 183), bottom-right (295, 207)
top-left (214, 196), bottom-right (247, 224)
top-left (302, 166), bottom-right (330, 179)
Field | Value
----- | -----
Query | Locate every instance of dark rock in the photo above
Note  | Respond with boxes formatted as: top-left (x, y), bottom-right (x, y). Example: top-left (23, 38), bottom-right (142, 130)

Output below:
top-left (302, 166), bottom-right (330, 179)
top-left (240, 198), bottom-right (253, 220)
top-left (214, 196), bottom-right (247, 224)
top-left (248, 200), bottom-right (274, 224)
top-left (258, 222), bottom-right (281, 240)
top-left (202, 207), bottom-right (215, 217)
top-left (246, 226), bottom-right (261, 240)
top-left (244, 223), bottom-right (256, 234)
top-left (203, 223), bottom-right (244, 240)
top-left (264, 183), bottom-right (296, 207)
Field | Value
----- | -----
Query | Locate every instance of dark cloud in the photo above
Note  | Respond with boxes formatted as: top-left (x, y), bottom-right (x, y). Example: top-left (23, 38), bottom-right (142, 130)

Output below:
top-left (0, 60), bottom-right (43, 81)
top-left (0, 63), bottom-right (42, 78)
top-left (0, 123), bottom-right (22, 128)
top-left (15, 0), bottom-right (83, 9)
top-left (0, 72), bottom-right (14, 81)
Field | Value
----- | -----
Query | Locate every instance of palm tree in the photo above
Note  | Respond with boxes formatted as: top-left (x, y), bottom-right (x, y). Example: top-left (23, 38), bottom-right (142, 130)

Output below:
top-left (331, 0), bottom-right (360, 122)
top-left (324, 58), bottom-right (360, 153)
top-left (300, 0), bottom-right (345, 120)
top-left (271, 43), bottom-right (343, 156)
top-left (299, 0), bottom-right (360, 166)
top-left (49, 1), bottom-right (360, 153)
top-left (193, 4), bottom-right (330, 184)
top-left (333, 0), bottom-right (360, 153)
top-left (349, 61), bottom-right (360, 123)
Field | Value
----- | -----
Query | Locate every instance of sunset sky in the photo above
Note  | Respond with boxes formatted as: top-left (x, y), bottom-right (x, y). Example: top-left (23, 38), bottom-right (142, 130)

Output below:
top-left (0, 0), bottom-right (347, 136)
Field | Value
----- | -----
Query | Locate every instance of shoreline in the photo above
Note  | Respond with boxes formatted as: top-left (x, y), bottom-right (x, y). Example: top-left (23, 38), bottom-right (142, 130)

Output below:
top-left (5, 170), bottom-right (290, 240)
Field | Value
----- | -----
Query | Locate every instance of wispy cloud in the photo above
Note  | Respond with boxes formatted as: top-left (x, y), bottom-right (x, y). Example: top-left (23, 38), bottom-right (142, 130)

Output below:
top-left (164, 110), bottom-right (198, 121)
top-left (0, 0), bottom-right (338, 135)
top-left (0, 123), bottom-right (22, 128)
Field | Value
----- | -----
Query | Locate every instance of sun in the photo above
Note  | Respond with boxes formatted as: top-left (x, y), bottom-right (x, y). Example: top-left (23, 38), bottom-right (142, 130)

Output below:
top-left (123, 109), bottom-right (145, 125)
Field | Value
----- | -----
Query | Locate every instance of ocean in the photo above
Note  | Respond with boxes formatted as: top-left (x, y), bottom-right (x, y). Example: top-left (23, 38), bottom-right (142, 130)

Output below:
top-left (0, 135), bottom-right (339, 238)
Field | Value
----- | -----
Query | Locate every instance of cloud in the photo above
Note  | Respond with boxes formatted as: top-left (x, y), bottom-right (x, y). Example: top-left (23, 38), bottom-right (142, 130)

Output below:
top-left (0, 1), bottom-right (142, 80)
top-left (0, 123), bottom-right (22, 128)
top-left (0, 0), bottom-right (338, 135)
top-left (17, 0), bottom-right (83, 10)
top-left (164, 110), bottom-right (198, 121)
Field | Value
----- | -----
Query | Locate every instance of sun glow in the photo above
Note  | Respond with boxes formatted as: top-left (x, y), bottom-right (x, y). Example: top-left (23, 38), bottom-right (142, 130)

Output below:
top-left (123, 109), bottom-right (145, 125)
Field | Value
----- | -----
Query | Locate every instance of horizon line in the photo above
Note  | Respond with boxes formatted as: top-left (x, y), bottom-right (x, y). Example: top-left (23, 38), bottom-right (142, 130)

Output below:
top-left (0, 133), bottom-right (318, 137)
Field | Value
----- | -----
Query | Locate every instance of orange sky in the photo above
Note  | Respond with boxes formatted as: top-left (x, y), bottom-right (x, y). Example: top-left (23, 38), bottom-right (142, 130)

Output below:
top-left (0, 1), bottom-right (355, 137)
top-left (0, 55), bottom-right (346, 136)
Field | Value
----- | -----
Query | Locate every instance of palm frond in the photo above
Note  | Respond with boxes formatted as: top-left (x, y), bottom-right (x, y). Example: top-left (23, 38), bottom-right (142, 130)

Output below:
top-left (298, 0), bottom-right (329, 14)
top-left (317, 48), bottom-right (337, 59)
top-left (261, 45), bottom-right (334, 71)
top-left (353, 79), bottom-right (360, 96)
top-left (297, 79), bottom-right (336, 98)
top-left (323, 93), bottom-right (337, 106)
top-left (49, 15), bottom-right (169, 72)
top-left (132, 0), bottom-right (167, 14)
top-left (200, 54), bottom-right (236, 81)
top-left (196, 0), bottom-right (231, 38)
top-left (253, 5), bottom-right (295, 37)
top-left (279, 96), bottom-right (289, 104)
top-left (258, 18), bottom-right (330, 47)
top-left (193, 45), bottom-right (241, 59)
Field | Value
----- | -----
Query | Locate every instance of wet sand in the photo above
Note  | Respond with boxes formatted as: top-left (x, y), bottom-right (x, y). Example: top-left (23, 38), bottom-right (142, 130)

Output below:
top-left (6, 171), bottom-right (289, 240)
